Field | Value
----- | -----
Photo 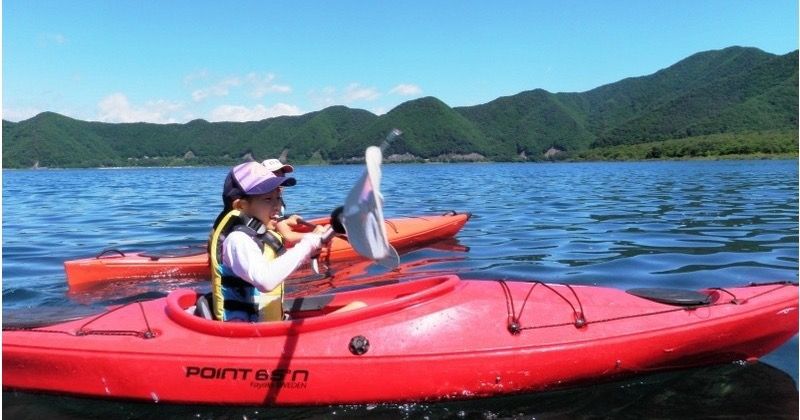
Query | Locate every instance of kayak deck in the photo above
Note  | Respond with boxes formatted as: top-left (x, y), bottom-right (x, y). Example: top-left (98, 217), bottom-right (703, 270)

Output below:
top-left (3, 277), bottom-right (797, 405)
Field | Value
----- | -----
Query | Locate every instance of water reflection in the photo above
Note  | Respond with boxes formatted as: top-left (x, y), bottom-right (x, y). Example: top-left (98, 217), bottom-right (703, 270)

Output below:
top-left (3, 363), bottom-right (795, 419)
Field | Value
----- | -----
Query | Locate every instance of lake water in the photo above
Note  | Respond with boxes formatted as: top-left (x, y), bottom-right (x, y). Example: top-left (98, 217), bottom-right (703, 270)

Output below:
top-left (3, 160), bottom-right (798, 418)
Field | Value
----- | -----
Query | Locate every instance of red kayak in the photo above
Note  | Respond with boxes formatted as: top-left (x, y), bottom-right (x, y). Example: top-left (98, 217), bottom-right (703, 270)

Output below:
top-left (64, 212), bottom-right (470, 289)
top-left (3, 276), bottom-right (796, 405)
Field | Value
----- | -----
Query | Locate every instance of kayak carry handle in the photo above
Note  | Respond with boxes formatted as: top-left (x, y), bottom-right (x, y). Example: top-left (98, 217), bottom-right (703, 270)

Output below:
top-left (442, 210), bottom-right (473, 221)
top-left (96, 249), bottom-right (126, 259)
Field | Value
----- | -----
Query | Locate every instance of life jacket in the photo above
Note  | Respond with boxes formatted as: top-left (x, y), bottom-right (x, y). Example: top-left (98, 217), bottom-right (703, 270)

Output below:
top-left (209, 209), bottom-right (285, 322)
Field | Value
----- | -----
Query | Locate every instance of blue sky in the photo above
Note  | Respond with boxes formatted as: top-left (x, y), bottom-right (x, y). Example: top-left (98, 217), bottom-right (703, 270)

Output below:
top-left (3, 0), bottom-right (797, 123)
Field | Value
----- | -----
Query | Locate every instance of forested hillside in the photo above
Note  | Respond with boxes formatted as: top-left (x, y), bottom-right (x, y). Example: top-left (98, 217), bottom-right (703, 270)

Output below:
top-left (4, 46), bottom-right (796, 168)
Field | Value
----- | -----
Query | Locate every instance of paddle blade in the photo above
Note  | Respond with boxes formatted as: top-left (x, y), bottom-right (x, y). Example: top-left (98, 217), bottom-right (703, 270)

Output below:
top-left (340, 146), bottom-right (400, 269)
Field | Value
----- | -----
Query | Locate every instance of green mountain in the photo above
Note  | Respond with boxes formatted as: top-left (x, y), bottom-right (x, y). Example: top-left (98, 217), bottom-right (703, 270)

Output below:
top-left (455, 89), bottom-right (596, 158)
top-left (2, 112), bottom-right (120, 167)
top-left (333, 97), bottom-right (490, 161)
top-left (588, 47), bottom-right (798, 146)
top-left (3, 46), bottom-right (797, 168)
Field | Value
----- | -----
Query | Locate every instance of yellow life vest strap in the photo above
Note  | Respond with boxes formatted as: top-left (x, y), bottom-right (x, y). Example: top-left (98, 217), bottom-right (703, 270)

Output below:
top-left (210, 209), bottom-right (285, 322)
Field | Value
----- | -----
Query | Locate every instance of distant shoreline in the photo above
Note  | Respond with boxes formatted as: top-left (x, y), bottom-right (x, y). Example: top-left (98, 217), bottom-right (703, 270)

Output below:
top-left (7, 152), bottom-right (797, 170)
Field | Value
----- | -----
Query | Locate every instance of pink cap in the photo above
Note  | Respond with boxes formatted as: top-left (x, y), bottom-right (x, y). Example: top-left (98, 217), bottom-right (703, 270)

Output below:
top-left (224, 162), bottom-right (296, 199)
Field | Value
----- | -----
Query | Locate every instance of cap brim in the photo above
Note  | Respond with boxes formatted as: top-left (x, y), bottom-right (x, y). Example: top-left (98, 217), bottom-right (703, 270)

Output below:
top-left (262, 160), bottom-right (294, 173)
top-left (245, 176), bottom-right (296, 195)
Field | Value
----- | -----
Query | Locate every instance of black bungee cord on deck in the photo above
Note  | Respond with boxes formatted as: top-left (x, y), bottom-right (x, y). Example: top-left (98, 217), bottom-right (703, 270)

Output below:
top-left (3, 300), bottom-right (156, 339)
top-left (495, 280), bottom-right (796, 335)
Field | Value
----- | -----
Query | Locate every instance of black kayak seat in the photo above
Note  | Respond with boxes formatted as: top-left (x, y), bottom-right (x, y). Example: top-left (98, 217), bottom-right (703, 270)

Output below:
top-left (284, 295), bottom-right (335, 312)
top-left (627, 288), bottom-right (711, 307)
top-left (194, 293), bottom-right (214, 319)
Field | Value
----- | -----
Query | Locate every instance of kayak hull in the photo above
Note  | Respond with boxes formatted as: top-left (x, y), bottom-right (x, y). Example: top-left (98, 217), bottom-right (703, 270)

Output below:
top-left (3, 277), bottom-right (797, 405)
top-left (64, 212), bottom-right (470, 289)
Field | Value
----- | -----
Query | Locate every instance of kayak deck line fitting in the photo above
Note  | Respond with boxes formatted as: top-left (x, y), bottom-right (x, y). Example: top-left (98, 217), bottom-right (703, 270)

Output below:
top-left (496, 280), bottom-right (587, 334)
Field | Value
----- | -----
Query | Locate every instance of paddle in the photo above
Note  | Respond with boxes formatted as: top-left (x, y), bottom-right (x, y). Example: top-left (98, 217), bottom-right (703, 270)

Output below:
top-left (293, 129), bottom-right (402, 271)
top-left (321, 128), bottom-right (402, 226)
top-left (336, 144), bottom-right (400, 269)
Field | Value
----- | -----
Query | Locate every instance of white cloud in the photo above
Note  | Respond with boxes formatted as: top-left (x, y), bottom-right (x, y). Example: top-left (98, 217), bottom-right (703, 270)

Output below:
top-left (3, 106), bottom-right (43, 122)
top-left (343, 83), bottom-right (380, 102)
top-left (370, 106), bottom-right (389, 116)
top-left (308, 86), bottom-right (339, 108)
top-left (187, 72), bottom-right (292, 102)
top-left (209, 103), bottom-right (302, 122)
top-left (97, 93), bottom-right (183, 123)
top-left (245, 73), bottom-right (291, 98)
top-left (191, 90), bottom-right (209, 102)
top-left (191, 77), bottom-right (241, 102)
top-left (389, 84), bottom-right (422, 96)
top-left (38, 33), bottom-right (67, 47)
top-left (309, 83), bottom-right (381, 109)
top-left (183, 69), bottom-right (210, 86)
top-left (52, 34), bottom-right (67, 44)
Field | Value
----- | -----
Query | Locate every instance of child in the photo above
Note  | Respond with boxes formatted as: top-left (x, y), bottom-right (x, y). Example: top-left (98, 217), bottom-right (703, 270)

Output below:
top-left (208, 161), bottom-right (329, 322)
top-left (262, 158), bottom-right (293, 218)
top-left (262, 158), bottom-right (293, 176)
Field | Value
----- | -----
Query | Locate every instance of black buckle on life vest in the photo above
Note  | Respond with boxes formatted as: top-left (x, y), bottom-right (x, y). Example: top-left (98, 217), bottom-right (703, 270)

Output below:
top-left (259, 231), bottom-right (286, 255)
top-left (235, 214), bottom-right (265, 235)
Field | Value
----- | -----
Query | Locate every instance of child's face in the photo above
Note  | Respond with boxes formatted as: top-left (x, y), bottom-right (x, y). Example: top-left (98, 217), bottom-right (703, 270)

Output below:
top-left (239, 189), bottom-right (282, 225)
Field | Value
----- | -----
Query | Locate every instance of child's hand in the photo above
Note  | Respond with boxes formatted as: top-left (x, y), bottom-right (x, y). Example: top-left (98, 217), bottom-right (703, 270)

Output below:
top-left (275, 218), bottom-right (298, 239)
top-left (283, 214), bottom-right (302, 227)
top-left (312, 224), bottom-right (330, 236)
top-left (305, 224), bottom-right (332, 249)
top-left (275, 220), bottom-right (329, 246)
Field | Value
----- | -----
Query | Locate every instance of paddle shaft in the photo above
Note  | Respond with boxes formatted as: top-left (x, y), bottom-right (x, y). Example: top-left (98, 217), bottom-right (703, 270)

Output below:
top-left (281, 210), bottom-right (342, 243)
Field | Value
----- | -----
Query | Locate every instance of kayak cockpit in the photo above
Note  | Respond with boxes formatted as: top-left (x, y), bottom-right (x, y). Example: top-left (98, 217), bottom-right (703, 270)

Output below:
top-left (166, 275), bottom-right (460, 337)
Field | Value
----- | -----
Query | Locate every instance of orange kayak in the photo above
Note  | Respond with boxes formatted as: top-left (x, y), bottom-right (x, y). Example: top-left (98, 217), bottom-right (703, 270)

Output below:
top-left (64, 212), bottom-right (471, 289)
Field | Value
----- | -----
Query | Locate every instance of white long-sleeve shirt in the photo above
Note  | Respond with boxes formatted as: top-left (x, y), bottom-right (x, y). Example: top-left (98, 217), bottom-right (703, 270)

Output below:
top-left (222, 230), bottom-right (322, 292)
